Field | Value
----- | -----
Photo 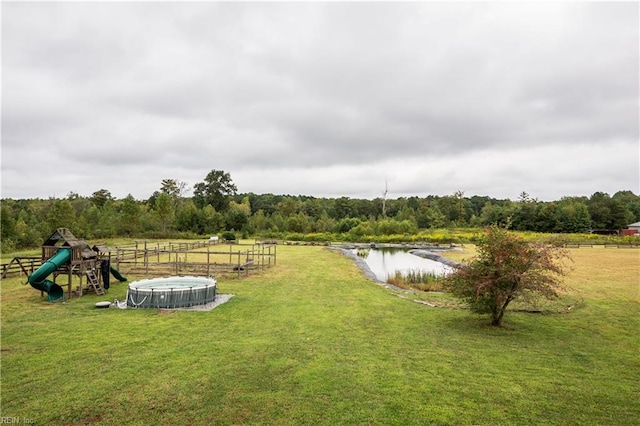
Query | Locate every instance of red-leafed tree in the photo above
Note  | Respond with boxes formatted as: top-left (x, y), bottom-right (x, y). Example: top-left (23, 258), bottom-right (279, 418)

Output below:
top-left (443, 226), bottom-right (570, 326)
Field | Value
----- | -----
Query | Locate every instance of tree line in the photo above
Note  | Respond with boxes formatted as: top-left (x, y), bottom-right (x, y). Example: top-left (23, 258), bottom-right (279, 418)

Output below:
top-left (2, 170), bottom-right (639, 251)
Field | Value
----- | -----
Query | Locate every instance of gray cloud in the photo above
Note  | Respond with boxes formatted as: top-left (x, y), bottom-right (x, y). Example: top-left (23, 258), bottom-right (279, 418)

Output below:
top-left (2, 2), bottom-right (638, 201)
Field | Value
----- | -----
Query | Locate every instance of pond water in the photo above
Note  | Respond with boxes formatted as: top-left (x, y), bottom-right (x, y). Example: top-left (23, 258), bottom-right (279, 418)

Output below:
top-left (353, 248), bottom-right (452, 282)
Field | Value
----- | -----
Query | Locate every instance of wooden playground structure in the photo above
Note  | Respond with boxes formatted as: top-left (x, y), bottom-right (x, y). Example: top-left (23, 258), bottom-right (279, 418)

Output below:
top-left (22, 228), bottom-right (122, 299)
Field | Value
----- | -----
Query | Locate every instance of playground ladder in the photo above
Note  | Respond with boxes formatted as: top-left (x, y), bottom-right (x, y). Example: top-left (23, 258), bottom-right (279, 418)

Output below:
top-left (86, 270), bottom-right (105, 295)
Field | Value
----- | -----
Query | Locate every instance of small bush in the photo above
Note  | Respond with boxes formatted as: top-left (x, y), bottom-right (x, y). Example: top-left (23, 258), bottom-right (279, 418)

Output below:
top-left (222, 231), bottom-right (237, 241)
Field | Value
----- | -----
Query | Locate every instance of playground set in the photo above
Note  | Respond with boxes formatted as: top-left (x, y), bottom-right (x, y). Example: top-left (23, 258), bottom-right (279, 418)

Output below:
top-left (3, 228), bottom-right (278, 303)
top-left (25, 228), bottom-right (127, 301)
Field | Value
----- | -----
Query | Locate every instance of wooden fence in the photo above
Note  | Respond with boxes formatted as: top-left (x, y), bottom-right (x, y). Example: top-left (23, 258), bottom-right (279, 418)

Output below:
top-left (1, 257), bottom-right (43, 279)
top-left (112, 241), bottom-right (277, 279)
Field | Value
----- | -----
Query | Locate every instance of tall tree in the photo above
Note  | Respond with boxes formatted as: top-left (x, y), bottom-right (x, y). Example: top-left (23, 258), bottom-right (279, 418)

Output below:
top-left (0, 201), bottom-right (17, 251)
top-left (226, 198), bottom-right (250, 231)
top-left (612, 191), bottom-right (640, 222)
top-left (313, 211), bottom-right (337, 233)
top-left (118, 194), bottom-right (142, 236)
top-left (199, 205), bottom-right (225, 234)
top-left (193, 170), bottom-right (237, 211)
top-left (334, 197), bottom-right (355, 219)
top-left (90, 189), bottom-right (114, 208)
top-left (46, 198), bottom-right (76, 232)
top-left (535, 202), bottom-right (560, 233)
top-left (287, 212), bottom-right (310, 233)
top-left (454, 190), bottom-right (467, 224)
top-left (479, 201), bottom-right (510, 227)
top-left (275, 197), bottom-right (301, 217)
top-left (424, 205), bottom-right (446, 229)
top-left (443, 226), bottom-right (569, 326)
top-left (161, 178), bottom-right (187, 212)
top-left (160, 178), bottom-right (186, 198)
top-left (153, 192), bottom-right (174, 232)
top-left (248, 209), bottom-right (270, 233)
top-left (588, 192), bottom-right (613, 229)
top-left (556, 199), bottom-right (592, 233)
top-left (511, 199), bottom-right (538, 231)
top-left (175, 200), bottom-right (200, 233)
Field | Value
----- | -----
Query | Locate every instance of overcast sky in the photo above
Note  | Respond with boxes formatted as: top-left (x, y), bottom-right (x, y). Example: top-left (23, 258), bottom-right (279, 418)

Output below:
top-left (2, 2), bottom-right (638, 202)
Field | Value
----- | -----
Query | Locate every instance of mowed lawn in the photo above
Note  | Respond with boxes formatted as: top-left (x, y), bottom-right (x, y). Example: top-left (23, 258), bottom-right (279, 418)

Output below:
top-left (1, 244), bottom-right (638, 425)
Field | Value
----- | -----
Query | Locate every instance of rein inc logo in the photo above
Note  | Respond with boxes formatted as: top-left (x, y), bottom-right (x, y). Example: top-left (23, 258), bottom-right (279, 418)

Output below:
top-left (1, 418), bottom-right (34, 424)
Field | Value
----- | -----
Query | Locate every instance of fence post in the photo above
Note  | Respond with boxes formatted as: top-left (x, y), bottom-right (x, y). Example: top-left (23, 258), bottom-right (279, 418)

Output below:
top-left (245, 250), bottom-right (249, 277)
top-left (207, 244), bottom-right (211, 277)
top-left (145, 246), bottom-right (149, 275)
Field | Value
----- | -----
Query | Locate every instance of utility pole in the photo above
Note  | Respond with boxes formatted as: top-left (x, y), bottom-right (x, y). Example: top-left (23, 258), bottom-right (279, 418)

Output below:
top-left (382, 178), bottom-right (388, 217)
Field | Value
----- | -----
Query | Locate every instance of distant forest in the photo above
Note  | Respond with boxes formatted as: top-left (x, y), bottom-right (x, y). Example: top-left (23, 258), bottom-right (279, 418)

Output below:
top-left (2, 170), bottom-right (639, 251)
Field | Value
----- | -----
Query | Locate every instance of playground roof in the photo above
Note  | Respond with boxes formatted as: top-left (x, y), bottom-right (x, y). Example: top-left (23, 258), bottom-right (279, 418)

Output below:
top-left (92, 244), bottom-right (116, 253)
top-left (43, 228), bottom-right (88, 248)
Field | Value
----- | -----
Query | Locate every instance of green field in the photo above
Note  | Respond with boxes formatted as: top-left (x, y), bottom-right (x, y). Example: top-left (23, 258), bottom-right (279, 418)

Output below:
top-left (1, 244), bottom-right (638, 425)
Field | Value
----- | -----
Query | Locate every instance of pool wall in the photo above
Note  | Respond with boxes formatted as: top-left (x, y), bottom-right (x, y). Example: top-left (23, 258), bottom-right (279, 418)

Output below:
top-left (127, 276), bottom-right (217, 308)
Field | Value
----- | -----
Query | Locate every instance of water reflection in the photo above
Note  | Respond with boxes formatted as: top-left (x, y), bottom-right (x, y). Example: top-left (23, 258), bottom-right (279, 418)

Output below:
top-left (354, 248), bottom-right (452, 282)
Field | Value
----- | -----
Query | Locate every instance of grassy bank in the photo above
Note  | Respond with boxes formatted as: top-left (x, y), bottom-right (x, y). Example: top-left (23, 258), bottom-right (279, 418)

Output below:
top-left (1, 244), bottom-right (638, 424)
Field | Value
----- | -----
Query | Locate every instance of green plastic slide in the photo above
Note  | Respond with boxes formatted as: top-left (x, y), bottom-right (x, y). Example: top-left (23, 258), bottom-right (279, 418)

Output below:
top-left (27, 249), bottom-right (71, 301)
top-left (110, 266), bottom-right (127, 282)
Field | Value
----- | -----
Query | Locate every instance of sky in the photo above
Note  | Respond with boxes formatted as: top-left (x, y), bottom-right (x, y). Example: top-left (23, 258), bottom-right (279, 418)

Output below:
top-left (2, 1), bottom-right (639, 202)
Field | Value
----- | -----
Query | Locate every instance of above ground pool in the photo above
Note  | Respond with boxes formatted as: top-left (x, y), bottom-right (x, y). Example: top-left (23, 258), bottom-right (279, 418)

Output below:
top-left (126, 276), bottom-right (217, 308)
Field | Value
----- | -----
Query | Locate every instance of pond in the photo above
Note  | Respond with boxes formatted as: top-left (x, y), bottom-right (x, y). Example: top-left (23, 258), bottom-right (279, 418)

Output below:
top-left (353, 247), bottom-right (453, 282)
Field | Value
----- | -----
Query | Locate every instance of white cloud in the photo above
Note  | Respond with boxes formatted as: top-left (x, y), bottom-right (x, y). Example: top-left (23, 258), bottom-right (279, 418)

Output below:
top-left (2, 2), bottom-right (638, 200)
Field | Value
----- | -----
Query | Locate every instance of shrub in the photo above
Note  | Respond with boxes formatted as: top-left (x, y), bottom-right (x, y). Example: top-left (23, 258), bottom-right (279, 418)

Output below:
top-left (443, 226), bottom-right (570, 326)
top-left (222, 231), bottom-right (236, 241)
top-left (336, 218), bottom-right (361, 233)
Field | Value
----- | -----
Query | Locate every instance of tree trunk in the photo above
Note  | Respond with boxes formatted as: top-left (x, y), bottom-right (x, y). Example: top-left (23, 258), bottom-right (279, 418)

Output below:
top-left (491, 298), bottom-right (512, 326)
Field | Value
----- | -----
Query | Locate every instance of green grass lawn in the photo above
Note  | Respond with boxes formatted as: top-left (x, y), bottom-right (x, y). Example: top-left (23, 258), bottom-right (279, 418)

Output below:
top-left (1, 244), bottom-right (638, 425)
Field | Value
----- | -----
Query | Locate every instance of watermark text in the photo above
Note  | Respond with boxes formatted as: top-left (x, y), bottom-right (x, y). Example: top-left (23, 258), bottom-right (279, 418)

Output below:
top-left (1, 417), bottom-right (35, 424)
